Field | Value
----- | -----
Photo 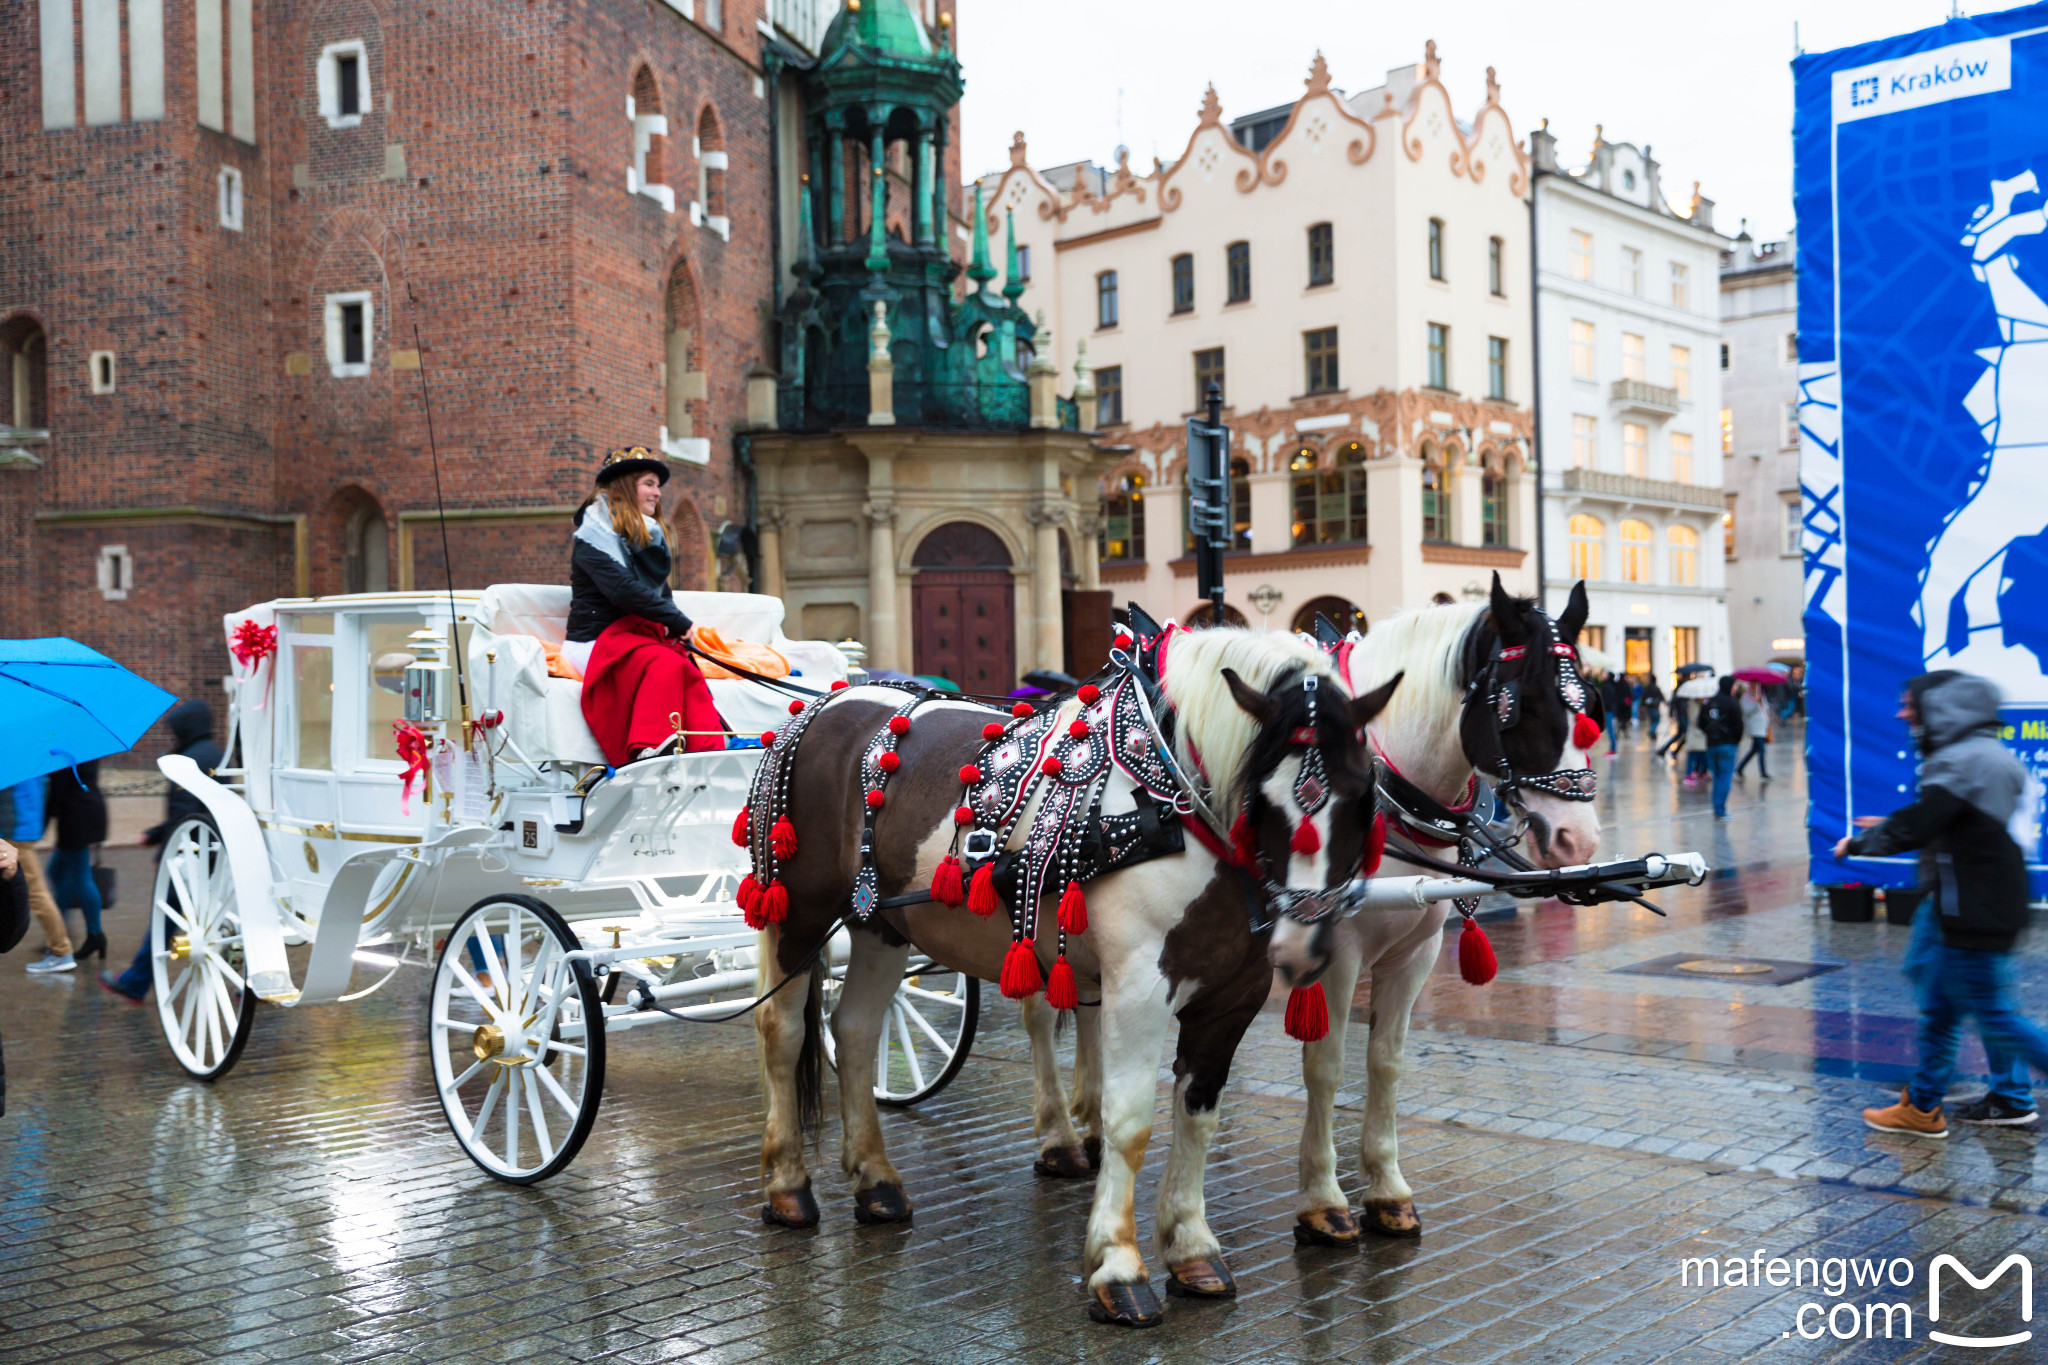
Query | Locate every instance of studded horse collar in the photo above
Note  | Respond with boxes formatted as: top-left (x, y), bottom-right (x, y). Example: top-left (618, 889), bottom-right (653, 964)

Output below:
top-left (1465, 611), bottom-right (1598, 806)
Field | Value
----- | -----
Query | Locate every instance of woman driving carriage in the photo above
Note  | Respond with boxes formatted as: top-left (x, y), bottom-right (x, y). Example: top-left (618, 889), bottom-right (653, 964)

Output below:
top-left (565, 447), bottom-right (726, 762)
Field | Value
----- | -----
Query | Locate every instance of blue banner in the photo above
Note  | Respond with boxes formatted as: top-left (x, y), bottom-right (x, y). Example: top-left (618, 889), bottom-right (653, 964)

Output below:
top-left (1795, 6), bottom-right (2048, 892)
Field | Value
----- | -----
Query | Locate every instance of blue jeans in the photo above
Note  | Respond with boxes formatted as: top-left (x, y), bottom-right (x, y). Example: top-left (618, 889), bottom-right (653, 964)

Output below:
top-left (1905, 901), bottom-right (2031, 1105)
top-left (1707, 744), bottom-right (1738, 816)
top-left (45, 847), bottom-right (102, 936)
top-left (1910, 942), bottom-right (2048, 1111)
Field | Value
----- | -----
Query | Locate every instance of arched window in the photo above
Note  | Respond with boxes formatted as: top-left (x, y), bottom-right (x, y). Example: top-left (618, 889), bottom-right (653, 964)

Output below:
top-left (1667, 523), bottom-right (1699, 586)
top-left (1620, 518), bottom-right (1652, 583)
top-left (1420, 443), bottom-right (1450, 542)
top-left (1185, 600), bottom-right (1248, 628)
top-left (697, 106), bottom-right (727, 224)
top-left (1101, 472), bottom-right (1145, 562)
top-left (1290, 440), bottom-right (1368, 547)
top-left (3, 316), bottom-right (49, 431)
top-left (632, 68), bottom-right (665, 188)
top-left (665, 265), bottom-right (701, 439)
top-left (1569, 513), bottom-right (1604, 580)
top-left (1292, 595), bottom-right (1365, 636)
top-left (1481, 468), bottom-right (1507, 547)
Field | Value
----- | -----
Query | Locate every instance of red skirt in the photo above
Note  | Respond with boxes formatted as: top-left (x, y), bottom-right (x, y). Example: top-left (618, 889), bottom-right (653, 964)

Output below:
top-left (580, 616), bottom-right (727, 765)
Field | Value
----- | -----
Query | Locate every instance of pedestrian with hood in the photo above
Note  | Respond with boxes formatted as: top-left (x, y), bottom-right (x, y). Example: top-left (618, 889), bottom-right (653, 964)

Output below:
top-left (1599, 671), bottom-right (1626, 757)
top-left (1640, 674), bottom-right (1665, 738)
top-left (1843, 672), bottom-right (2046, 1136)
top-left (45, 758), bottom-right (108, 960)
top-left (1695, 676), bottom-right (1745, 818)
top-left (101, 700), bottom-right (222, 1002)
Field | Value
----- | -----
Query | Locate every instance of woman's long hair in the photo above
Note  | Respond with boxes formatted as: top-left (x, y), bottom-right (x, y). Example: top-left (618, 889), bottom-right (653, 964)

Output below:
top-left (599, 477), bottom-right (652, 549)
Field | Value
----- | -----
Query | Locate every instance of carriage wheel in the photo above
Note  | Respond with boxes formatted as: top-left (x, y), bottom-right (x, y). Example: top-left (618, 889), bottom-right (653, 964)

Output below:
top-left (430, 895), bottom-right (606, 1184)
top-left (823, 961), bottom-right (979, 1107)
top-left (150, 816), bottom-right (258, 1081)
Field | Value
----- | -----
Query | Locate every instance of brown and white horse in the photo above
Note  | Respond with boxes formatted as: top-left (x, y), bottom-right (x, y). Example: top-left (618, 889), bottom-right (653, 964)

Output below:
top-left (750, 627), bottom-right (1398, 1326)
top-left (1273, 575), bottom-right (1604, 1245)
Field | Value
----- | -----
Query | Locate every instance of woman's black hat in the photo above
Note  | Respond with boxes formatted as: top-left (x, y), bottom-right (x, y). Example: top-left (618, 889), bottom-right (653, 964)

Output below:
top-left (595, 445), bottom-right (670, 486)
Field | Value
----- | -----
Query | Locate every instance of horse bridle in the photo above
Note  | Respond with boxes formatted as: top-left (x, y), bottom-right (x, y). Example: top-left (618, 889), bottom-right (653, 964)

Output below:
top-left (1253, 674), bottom-right (1380, 929)
top-left (1464, 610), bottom-right (1598, 807)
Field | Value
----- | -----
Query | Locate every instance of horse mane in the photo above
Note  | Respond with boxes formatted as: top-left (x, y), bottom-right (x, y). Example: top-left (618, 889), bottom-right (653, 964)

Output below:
top-left (1160, 627), bottom-right (1337, 819)
top-left (1352, 601), bottom-right (1489, 763)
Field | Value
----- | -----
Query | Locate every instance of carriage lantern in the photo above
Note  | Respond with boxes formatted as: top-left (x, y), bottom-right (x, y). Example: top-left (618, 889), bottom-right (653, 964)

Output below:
top-left (403, 626), bottom-right (453, 723)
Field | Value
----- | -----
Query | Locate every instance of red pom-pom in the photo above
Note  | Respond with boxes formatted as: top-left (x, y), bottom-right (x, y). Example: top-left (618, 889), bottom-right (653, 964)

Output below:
top-left (1113, 633), bottom-right (1133, 650)
top-left (1572, 712), bottom-right (1601, 751)
top-left (954, 805), bottom-right (975, 825)
top-left (878, 751), bottom-right (900, 773)
top-left (1057, 880), bottom-right (1088, 936)
top-left (958, 764), bottom-right (982, 784)
top-left (761, 730), bottom-right (778, 747)
top-left (789, 699), bottom-right (805, 715)
top-left (983, 722), bottom-right (1005, 740)
top-left (967, 863), bottom-right (999, 915)
top-left (1291, 819), bottom-right (1321, 856)
top-left (1068, 719), bottom-right (1089, 739)
top-left (830, 679), bottom-right (850, 691)
top-left (762, 880), bottom-right (789, 925)
top-left (889, 715), bottom-right (911, 736)
top-left (1077, 684), bottom-right (1101, 705)
top-left (1458, 916), bottom-right (1498, 985)
top-left (738, 874), bottom-right (763, 929)
top-left (1284, 983), bottom-right (1331, 1042)
top-left (771, 816), bottom-right (797, 861)
top-left (1045, 956), bottom-right (1079, 1011)
top-left (865, 789), bottom-right (886, 809)
top-left (732, 806), bottom-right (751, 848)
top-left (930, 856), bottom-right (966, 908)
top-left (1000, 938), bottom-right (1043, 1000)
top-left (1363, 810), bottom-right (1387, 877)
top-left (1042, 756), bottom-right (1063, 776)
top-left (1012, 701), bottom-right (1033, 718)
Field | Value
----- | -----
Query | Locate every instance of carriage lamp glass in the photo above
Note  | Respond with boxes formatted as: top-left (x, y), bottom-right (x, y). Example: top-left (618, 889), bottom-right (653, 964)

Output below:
top-left (403, 626), bottom-right (452, 723)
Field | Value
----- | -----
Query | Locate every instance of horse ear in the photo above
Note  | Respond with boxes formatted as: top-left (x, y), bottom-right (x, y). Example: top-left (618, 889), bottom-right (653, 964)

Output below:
top-left (1350, 671), bottom-right (1403, 727)
top-left (1556, 580), bottom-right (1590, 645)
top-left (1488, 571), bottom-right (1528, 643)
top-left (1220, 668), bottom-right (1276, 723)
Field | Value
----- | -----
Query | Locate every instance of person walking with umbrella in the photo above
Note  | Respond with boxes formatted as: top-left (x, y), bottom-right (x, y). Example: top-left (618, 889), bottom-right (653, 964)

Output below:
top-left (1640, 674), bottom-right (1666, 739)
top-left (1695, 676), bottom-right (1745, 816)
top-left (1, 777), bottom-right (72, 972)
top-left (1735, 681), bottom-right (1773, 781)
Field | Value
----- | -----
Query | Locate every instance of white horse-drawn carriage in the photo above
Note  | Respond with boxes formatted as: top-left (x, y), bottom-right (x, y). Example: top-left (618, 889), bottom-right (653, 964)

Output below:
top-left (148, 585), bottom-right (977, 1182)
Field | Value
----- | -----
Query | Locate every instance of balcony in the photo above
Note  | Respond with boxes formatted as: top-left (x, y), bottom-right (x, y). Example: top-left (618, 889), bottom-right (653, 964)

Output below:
top-left (1609, 378), bottom-right (1679, 415)
top-left (1560, 466), bottom-right (1722, 511)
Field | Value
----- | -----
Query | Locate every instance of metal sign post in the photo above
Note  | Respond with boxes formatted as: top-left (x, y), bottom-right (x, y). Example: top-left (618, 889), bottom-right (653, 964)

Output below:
top-left (1185, 381), bottom-right (1232, 621)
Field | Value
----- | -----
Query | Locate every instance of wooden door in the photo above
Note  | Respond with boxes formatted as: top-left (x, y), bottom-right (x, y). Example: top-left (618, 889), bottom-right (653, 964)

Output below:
top-left (1062, 589), bottom-right (1113, 678)
top-left (914, 570), bottom-right (1015, 693)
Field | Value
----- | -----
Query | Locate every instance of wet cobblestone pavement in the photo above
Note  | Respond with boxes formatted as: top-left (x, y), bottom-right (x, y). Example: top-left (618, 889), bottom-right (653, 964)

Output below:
top-left (6, 727), bottom-right (2048, 1362)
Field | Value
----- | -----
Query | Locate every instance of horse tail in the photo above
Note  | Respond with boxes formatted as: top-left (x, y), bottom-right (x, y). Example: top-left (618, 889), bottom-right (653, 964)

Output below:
top-left (795, 956), bottom-right (828, 1146)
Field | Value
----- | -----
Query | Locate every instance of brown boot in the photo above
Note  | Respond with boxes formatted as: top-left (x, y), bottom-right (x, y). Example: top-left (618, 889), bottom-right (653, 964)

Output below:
top-left (1864, 1096), bottom-right (1947, 1138)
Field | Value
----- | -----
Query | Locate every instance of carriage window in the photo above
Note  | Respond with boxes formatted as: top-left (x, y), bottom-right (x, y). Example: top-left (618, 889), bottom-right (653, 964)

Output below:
top-left (283, 616), bottom-right (335, 770)
top-left (363, 614), bottom-right (427, 763)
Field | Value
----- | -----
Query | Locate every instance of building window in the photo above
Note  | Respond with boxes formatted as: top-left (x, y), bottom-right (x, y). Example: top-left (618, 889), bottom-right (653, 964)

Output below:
top-left (1194, 347), bottom-right (1225, 408)
top-left (1428, 218), bottom-right (1445, 281)
top-left (88, 351), bottom-right (116, 394)
top-left (1724, 494), bottom-right (1737, 558)
top-left (1720, 406), bottom-right (1733, 454)
top-left (1673, 625), bottom-right (1699, 672)
top-left (1569, 513), bottom-right (1603, 580)
top-left (1720, 341), bottom-right (1730, 370)
top-left (1289, 441), bottom-right (1368, 546)
top-left (318, 41), bottom-right (370, 129)
top-left (1668, 524), bottom-right (1699, 585)
top-left (1622, 421), bottom-right (1647, 476)
top-left (1670, 345), bottom-right (1691, 401)
top-left (1569, 229), bottom-right (1593, 281)
top-left (1420, 446), bottom-right (1450, 541)
top-left (1581, 624), bottom-right (1606, 652)
top-left (1096, 271), bottom-right (1119, 329)
top-left (1225, 241), bottom-right (1251, 303)
top-left (1427, 322), bottom-right (1449, 390)
top-left (1621, 246), bottom-right (1643, 296)
top-left (1670, 431), bottom-right (1693, 484)
top-left (1620, 518), bottom-right (1652, 583)
top-left (695, 106), bottom-right (726, 226)
top-left (4, 319), bottom-right (48, 429)
top-left (1304, 327), bottom-right (1339, 394)
top-left (325, 291), bottom-right (373, 377)
top-left (1784, 331), bottom-right (1799, 364)
top-left (96, 544), bottom-right (133, 601)
top-left (1170, 254), bottom-right (1194, 314)
top-left (1669, 261), bottom-right (1689, 310)
top-left (627, 72), bottom-right (675, 212)
top-left (1783, 399), bottom-right (1800, 449)
top-left (1101, 473), bottom-right (1145, 562)
top-left (699, 0), bottom-right (723, 30)
top-left (1571, 414), bottom-right (1597, 468)
top-left (1782, 497), bottom-right (1802, 556)
top-left (1488, 236), bottom-right (1505, 296)
top-left (1481, 471), bottom-right (1507, 546)
top-left (1486, 336), bottom-right (1507, 400)
top-left (1621, 332), bottom-right (1645, 381)
top-left (1095, 365), bottom-right (1123, 426)
top-left (218, 167), bottom-right (243, 230)
top-left (1016, 244), bottom-right (1032, 283)
top-left (1308, 222), bottom-right (1334, 287)
top-left (1570, 319), bottom-right (1595, 380)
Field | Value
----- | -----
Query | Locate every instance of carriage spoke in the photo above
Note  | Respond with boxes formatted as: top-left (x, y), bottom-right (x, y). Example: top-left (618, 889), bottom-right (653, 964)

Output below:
top-left (473, 1070), bottom-right (505, 1138)
top-left (523, 1071), bottom-right (555, 1165)
top-left (504, 1063), bottom-right (523, 1167)
top-left (199, 967), bottom-right (221, 1067)
top-left (898, 983), bottom-right (967, 1009)
top-left (209, 969), bottom-right (240, 1042)
top-left (505, 907), bottom-right (524, 1012)
top-left (211, 955), bottom-right (246, 992)
top-left (153, 899), bottom-right (193, 936)
top-left (898, 995), bottom-right (956, 1054)
top-left (443, 1057), bottom-right (488, 1095)
top-left (474, 928), bottom-right (507, 1008)
top-left (161, 962), bottom-right (193, 1008)
top-left (178, 959), bottom-right (202, 1046)
top-left (891, 1004), bottom-right (928, 1094)
top-left (534, 1061), bottom-right (581, 1122)
top-left (447, 958), bottom-right (499, 1016)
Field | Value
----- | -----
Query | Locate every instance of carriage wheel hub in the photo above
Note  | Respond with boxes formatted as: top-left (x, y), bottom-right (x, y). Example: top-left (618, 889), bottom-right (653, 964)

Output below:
top-left (169, 934), bottom-right (191, 961)
top-left (473, 1023), bottom-right (506, 1061)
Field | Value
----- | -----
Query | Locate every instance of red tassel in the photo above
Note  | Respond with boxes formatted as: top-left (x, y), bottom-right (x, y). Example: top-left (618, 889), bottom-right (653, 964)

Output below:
top-left (931, 856), bottom-right (965, 908)
top-left (1458, 916), bottom-right (1498, 985)
top-left (967, 863), bottom-right (999, 915)
top-left (1000, 938), bottom-right (1043, 999)
top-left (1363, 810), bottom-right (1386, 877)
top-left (1573, 712), bottom-right (1601, 751)
top-left (1291, 819), bottom-right (1321, 856)
top-left (1045, 956), bottom-right (1079, 1010)
top-left (732, 806), bottom-right (751, 848)
top-left (1284, 983), bottom-right (1330, 1042)
top-left (1057, 880), bottom-right (1088, 936)
top-left (1077, 684), bottom-right (1100, 704)
top-left (738, 874), bottom-right (763, 929)
top-left (771, 816), bottom-right (797, 860)
top-left (762, 880), bottom-right (790, 925)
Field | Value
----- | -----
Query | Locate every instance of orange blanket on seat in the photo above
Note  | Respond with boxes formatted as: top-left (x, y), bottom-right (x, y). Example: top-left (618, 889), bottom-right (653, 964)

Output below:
top-left (686, 625), bottom-right (790, 681)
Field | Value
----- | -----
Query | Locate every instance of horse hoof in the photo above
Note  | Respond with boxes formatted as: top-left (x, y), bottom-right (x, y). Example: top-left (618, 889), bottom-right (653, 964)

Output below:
top-left (1034, 1145), bottom-right (1094, 1179)
top-left (1082, 1136), bottom-right (1103, 1171)
top-left (852, 1181), bottom-right (913, 1225)
top-left (1364, 1198), bottom-right (1422, 1238)
top-left (761, 1182), bottom-right (819, 1228)
top-left (1164, 1257), bottom-right (1237, 1298)
top-left (1086, 1281), bottom-right (1165, 1328)
top-left (1293, 1207), bottom-right (1361, 1247)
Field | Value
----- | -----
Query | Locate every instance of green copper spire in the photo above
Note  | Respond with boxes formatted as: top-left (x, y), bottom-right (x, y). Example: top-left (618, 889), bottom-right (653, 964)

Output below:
top-left (1002, 208), bottom-right (1025, 303)
top-left (967, 182), bottom-right (995, 288)
top-left (822, 0), bottom-right (934, 61)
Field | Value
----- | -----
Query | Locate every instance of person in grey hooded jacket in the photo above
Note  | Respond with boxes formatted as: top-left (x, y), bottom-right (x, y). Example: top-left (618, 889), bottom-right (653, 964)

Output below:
top-left (1838, 671), bottom-right (2045, 1135)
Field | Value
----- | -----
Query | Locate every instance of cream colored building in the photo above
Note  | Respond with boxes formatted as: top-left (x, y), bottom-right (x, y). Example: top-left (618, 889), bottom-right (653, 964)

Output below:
top-left (979, 43), bottom-right (1537, 632)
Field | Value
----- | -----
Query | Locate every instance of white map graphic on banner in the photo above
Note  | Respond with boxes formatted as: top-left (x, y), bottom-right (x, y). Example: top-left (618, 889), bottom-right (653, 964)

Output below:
top-left (1912, 170), bottom-right (2048, 704)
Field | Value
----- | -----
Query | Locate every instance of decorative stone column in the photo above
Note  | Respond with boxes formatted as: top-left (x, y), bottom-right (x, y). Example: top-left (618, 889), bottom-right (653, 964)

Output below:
top-left (1027, 503), bottom-right (1064, 673)
top-left (1028, 311), bottom-right (1059, 429)
top-left (1073, 340), bottom-right (1096, 430)
top-left (1074, 513), bottom-right (1104, 590)
top-left (865, 499), bottom-right (899, 673)
top-left (757, 505), bottom-right (786, 598)
top-left (867, 301), bottom-right (895, 426)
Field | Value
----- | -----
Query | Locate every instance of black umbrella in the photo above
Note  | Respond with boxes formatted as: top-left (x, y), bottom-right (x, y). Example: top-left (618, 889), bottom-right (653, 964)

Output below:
top-left (1673, 662), bottom-right (1715, 676)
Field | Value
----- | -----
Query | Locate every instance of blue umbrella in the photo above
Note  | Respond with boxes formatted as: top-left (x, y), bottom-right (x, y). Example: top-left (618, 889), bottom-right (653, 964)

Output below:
top-left (0, 638), bottom-right (178, 789)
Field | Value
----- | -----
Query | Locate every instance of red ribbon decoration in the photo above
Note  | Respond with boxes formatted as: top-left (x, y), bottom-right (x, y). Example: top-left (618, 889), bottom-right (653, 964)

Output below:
top-left (230, 620), bottom-right (278, 666)
top-left (393, 723), bottom-right (430, 815)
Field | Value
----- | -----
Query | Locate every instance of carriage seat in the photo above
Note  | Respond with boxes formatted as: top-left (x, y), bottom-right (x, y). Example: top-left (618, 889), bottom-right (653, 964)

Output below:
top-left (468, 584), bottom-right (848, 764)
